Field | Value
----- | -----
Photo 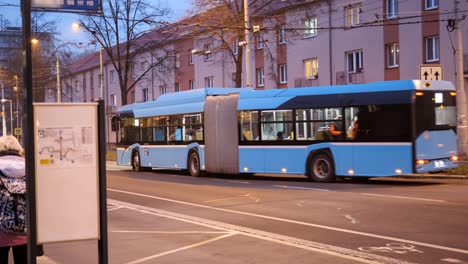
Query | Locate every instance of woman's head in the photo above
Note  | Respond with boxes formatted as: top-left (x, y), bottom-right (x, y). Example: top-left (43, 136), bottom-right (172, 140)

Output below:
top-left (0, 135), bottom-right (24, 156)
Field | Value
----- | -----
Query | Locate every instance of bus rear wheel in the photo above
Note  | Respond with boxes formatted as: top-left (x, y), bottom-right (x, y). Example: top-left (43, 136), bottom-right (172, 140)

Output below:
top-left (188, 151), bottom-right (201, 177)
top-left (309, 154), bottom-right (335, 183)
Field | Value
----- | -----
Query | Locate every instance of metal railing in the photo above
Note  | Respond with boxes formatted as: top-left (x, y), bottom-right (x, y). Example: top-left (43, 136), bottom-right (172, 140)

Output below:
top-left (294, 78), bottom-right (320, 88)
top-left (336, 71), bottom-right (365, 85)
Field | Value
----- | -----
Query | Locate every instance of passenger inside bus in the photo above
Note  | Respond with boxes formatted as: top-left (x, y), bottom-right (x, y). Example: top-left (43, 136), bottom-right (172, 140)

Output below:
top-left (277, 131), bottom-right (284, 140)
top-left (347, 116), bottom-right (359, 140)
top-left (329, 115), bottom-right (343, 139)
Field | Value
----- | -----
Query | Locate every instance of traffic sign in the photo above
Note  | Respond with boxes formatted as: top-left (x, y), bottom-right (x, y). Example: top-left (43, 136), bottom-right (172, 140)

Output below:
top-left (420, 64), bottom-right (443, 81)
top-left (14, 127), bottom-right (22, 136)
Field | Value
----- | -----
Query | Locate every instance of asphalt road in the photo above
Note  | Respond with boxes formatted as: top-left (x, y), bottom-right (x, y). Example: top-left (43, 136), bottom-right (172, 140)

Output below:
top-left (40, 165), bottom-right (468, 264)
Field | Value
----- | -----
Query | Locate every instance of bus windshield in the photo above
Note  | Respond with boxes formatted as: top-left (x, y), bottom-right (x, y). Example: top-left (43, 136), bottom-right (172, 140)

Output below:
top-left (415, 91), bottom-right (456, 135)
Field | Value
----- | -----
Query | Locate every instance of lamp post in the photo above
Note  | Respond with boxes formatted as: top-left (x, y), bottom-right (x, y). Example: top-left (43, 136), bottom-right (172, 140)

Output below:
top-left (13, 76), bottom-right (19, 130)
top-left (73, 22), bottom-right (104, 100)
top-left (1, 99), bottom-right (13, 134)
top-left (1, 82), bottom-right (5, 136)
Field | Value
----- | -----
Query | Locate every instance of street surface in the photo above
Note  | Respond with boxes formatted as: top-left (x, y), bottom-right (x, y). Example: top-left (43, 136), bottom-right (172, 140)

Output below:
top-left (40, 163), bottom-right (468, 264)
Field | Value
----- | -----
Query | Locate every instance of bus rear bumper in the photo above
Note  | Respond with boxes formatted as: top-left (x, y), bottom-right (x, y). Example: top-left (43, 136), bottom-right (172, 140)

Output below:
top-left (416, 158), bottom-right (457, 173)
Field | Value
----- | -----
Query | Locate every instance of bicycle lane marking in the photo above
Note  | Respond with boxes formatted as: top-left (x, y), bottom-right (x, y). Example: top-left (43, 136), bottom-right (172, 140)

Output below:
top-left (109, 199), bottom-right (409, 264)
top-left (108, 188), bottom-right (468, 255)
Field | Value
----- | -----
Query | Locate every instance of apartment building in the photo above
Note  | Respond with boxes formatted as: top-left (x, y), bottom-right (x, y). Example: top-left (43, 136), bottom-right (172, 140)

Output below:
top-left (63, 0), bottom-right (468, 147)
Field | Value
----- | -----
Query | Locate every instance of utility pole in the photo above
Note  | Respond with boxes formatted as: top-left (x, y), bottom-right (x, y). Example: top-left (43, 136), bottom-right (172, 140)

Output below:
top-left (455, 0), bottom-right (467, 156)
top-left (243, 0), bottom-right (252, 87)
top-left (100, 48), bottom-right (104, 100)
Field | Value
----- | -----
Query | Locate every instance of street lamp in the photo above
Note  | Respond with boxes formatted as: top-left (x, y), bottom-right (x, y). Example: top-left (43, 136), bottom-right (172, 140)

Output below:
top-left (1, 99), bottom-right (13, 135)
top-left (72, 22), bottom-right (104, 100)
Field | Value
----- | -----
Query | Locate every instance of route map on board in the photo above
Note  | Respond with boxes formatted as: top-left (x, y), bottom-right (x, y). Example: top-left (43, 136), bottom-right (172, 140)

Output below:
top-left (37, 126), bottom-right (95, 168)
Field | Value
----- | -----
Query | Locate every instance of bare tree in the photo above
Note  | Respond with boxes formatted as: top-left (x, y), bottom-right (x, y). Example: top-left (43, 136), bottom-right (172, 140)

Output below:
top-left (78, 0), bottom-right (170, 105)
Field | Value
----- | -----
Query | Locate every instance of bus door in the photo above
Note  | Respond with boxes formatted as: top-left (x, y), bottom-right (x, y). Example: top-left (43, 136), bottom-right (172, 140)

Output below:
top-left (204, 94), bottom-right (240, 174)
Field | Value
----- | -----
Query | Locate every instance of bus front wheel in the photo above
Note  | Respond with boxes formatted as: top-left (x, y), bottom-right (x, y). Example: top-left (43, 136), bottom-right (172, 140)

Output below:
top-left (132, 151), bottom-right (142, 172)
top-left (188, 151), bottom-right (201, 177)
top-left (309, 154), bottom-right (335, 183)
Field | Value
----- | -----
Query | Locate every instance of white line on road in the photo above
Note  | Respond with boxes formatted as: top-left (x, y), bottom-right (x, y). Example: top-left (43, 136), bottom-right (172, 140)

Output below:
top-left (110, 199), bottom-right (406, 264)
top-left (108, 188), bottom-right (468, 255)
top-left (125, 233), bottom-right (237, 264)
top-left (112, 230), bottom-right (231, 234)
top-left (360, 193), bottom-right (446, 203)
top-left (274, 185), bottom-right (330, 191)
top-left (441, 258), bottom-right (463, 263)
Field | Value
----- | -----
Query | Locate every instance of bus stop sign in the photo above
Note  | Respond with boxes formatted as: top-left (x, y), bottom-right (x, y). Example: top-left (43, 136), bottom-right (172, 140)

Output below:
top-left (420, 64), bottom-right (443, 81)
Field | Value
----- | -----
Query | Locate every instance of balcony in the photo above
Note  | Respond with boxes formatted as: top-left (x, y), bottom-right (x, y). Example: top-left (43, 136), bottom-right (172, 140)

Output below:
top-left (336, 71), bottom-right (365, 85)
top-left (294, 77), bottom-right (320, 88)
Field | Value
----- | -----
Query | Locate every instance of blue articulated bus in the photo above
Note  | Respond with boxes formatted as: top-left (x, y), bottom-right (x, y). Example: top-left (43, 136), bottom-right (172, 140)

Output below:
top-left (116, 80), bottom-right (458, 182)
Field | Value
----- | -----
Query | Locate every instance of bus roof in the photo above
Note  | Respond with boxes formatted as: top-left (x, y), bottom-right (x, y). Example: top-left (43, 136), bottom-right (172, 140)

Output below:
top-left (117, 80), bottom-right (455, 118)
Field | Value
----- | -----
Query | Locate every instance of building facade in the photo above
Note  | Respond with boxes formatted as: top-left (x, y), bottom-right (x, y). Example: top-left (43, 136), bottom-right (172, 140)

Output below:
top-left (62, 0), bottom-right (468, 148)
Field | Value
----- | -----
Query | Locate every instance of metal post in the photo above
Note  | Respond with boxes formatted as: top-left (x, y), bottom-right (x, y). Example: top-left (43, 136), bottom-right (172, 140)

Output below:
top-left (9, 100), bottom-right (12, 134)
top-left (1, 83), bottom-right (6, 135)
top-left (56, 52), bottom-right (61, 103)
top-left (15, 76), bottom-right (19, 129)
top-left (22, 0), bottom-right (38, 262)
top-left (97, 100), bottom-right (108, 264)
top-left (243, 0), bottom-right (251, 87)
top-left (455, 0), bottom-right (468, 156)
top-left (100, 48), bottom-right (104, 100)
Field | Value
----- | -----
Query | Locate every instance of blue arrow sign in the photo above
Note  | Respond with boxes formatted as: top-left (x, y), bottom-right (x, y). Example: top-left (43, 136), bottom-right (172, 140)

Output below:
top-left (32, 0), bottom-right (101, 13)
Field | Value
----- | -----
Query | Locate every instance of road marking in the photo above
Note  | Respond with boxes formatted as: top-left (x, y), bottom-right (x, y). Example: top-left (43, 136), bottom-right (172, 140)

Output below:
top-left (110, 199), bottom-right (407, 264)
top-left (212, 179), bottom-right (251, 184)
top-left (274, 185), bottom-right (330, 191)
top-left (441, 258), bottom-right (463, 263)
top-left (360, 193), bottom-right (445, 203)
top-left (345, 215), bottom-right (359, 224)
top-left (125, 233), bottom-right (237, 264)
top-left (112, 230), bottom-right (230, 234)
top-left (108, 189), bottom-right (468, 255)
top-left (296, 201), bottom-right (305, 207)
top-left (359, 243), bottom-right (424, 254)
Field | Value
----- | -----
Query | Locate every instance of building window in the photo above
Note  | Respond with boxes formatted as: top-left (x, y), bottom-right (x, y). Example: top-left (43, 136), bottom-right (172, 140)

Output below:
top-left (279, 64), bottom-right (287, 84)
top-left (160, 85), bottom-right (167, 95)
top-left (256, 68), bottom-right (265, 87)
top-left (175, 82), bottom-right (180, 92)
top-left (386, 43), bottom-right (399, 68)
top-left (204, 44), bottom-right (213, 61)
top-left (233, 38), bottom-right (239, 55)
top-left (205, 76), bottom-right (214, 88)
top-left (158, 57), bottom-right (167, 71)
top-left (131, 90), bottom-right (135, 103)
top-left (141, 61), bottom-right (149, 71)
top-left (175, 53), bottom-right (180, 68)
top-left (346, 50), bottom-right (363, 73)
top-left (189, 80), bottom-right (194, 90)
top-left (189, 49), bottom-right (194, 65)
top-left (142, 88), bottom-right (149, 102)
top-left (426, 36), bottom-right (439, 62)
top-left (304, 17), bottom-right (318, 37)
top-left (74, 80), bottom-right (80, 92)
top-left (110, 70), bottom-right (116, 83)
top-left (386, 0), bottom-right (398, 18)
top-left (255, 35), bottom-right (264, 49)
top-left (278, 26), bottom-right (286, 44)
top-left (425, 0), bottom-right (438, 10)
top-left (111, 94), bottom-right (117, 106)
top-left (346, 4), bottom-right (360, 27)
top-left (304, 58), bottom-right (319, 79)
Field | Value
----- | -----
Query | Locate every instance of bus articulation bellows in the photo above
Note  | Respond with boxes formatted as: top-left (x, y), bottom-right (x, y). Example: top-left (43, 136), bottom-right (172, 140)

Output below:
top-left (116, 80), bottom-right (458, 182)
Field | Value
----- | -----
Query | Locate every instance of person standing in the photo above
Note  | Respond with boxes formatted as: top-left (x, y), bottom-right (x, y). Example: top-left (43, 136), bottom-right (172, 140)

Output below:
top-left (0, 135), bottom-right (27, 264)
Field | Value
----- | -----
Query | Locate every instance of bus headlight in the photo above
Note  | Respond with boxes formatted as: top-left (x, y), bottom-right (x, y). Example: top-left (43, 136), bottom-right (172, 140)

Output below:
top-left (416, 159), bottom-right (429, 166)
top-left (450, 156), bottom-right (459, 162)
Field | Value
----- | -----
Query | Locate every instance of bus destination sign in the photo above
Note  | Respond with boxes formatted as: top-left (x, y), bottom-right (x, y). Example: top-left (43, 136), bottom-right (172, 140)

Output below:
top-left (32, 0), bottom-right (101, 13)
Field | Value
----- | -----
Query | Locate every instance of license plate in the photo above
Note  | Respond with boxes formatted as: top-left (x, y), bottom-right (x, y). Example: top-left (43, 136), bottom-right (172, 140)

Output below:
top-left (434, 160), bottom-right (446, 168)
